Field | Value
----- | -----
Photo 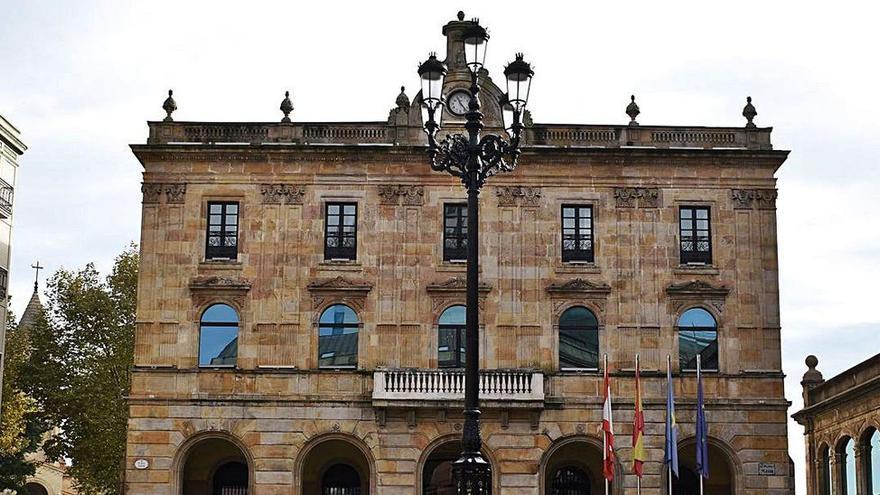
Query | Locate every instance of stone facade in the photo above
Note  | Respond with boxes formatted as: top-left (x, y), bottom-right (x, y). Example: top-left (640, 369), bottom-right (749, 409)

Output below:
top-left (793, 354), bottom-right (880, 495)
top-left (125, 14), bottom-right (791, 495)
top-left (0, 113), bottom-right (26, 411)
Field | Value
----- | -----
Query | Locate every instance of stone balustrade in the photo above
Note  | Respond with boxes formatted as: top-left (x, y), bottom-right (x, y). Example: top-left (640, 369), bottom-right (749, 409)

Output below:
top-left (146, 121), bottom-right (773, 150)
top-left (372, 368), bottom-right (544, 402)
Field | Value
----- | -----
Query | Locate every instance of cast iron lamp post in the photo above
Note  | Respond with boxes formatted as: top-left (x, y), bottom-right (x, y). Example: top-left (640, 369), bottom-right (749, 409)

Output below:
top-left (417, 19), bottom-right (533, 494)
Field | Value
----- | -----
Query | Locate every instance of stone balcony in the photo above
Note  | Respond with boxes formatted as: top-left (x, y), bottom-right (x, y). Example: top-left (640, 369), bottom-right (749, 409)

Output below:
top-left (372, 368), bottom-right (544, 409)
top-left (145, 120), bottom-right (774, 150)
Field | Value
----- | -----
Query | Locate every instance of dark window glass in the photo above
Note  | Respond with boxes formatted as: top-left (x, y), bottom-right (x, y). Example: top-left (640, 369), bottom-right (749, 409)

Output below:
top-left (559, 306), bottom-right (599, 369)
top-left (318, 304), bottom-right (359, 368)
top-left (443, 203), bottom-right (468, 262)
top-left (562, 205), bottom-right (594, 263)
top-left (199, 304), bottom-right (239, 366)
top-left (680, 206), bottom-right (711, 264)
top-left (325, 203), bottom-right (358, 260)
top-left (438, 305), bottom-right (466, 368)
top-left (206, 202), bottom-right (239, 260)
top-left (677, 308), bottom-right (717, 371)
top-left (322, 464), bottom-right (361, 495)
top-left (551, 466), bottom-right (590, 495)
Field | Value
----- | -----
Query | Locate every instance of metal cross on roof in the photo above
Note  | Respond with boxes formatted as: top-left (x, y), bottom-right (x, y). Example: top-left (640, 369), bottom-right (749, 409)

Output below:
top-left (31, 261), bottom-right (43, 291)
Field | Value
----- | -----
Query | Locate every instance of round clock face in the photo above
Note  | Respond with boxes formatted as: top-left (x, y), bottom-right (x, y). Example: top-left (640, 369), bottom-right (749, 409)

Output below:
top-left (447, 91), bottom-right (471, 116)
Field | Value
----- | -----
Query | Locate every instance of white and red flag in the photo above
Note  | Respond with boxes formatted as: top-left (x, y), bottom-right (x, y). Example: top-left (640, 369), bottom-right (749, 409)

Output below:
top-left (602, 354), bottom-right (615, 482)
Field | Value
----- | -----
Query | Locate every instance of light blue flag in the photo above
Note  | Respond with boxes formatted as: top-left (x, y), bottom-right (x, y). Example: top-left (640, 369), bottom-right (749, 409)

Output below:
top-left (664, 363), bottom-right (680, 477)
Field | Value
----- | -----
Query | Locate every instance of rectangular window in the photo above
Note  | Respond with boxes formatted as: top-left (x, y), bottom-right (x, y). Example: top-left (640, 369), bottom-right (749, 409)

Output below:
top-left (443, 203), bottom-right (468, 262)
top-left (325, 202), bottom-right (358, 261)
top-left (561, 205), bottom-right (594, 263)
top-left (205, 202), bottom-right (239, 260)
top-left (679, 206), bottom-right (712, 264)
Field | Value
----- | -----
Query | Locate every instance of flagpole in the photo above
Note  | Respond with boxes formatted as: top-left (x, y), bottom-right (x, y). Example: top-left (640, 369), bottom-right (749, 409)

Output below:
top-left (667, 355), bottom-right (673, 495)
top-left (698, 354), bottom-right (704, 495)
top-left (604, 353), bottom-right (609, 495)
top-left (636, 353), bottom-right (641, 495)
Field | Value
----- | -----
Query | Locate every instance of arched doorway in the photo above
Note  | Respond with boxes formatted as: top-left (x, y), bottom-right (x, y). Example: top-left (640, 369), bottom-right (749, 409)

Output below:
top-left (542, 438), bottom-right (612, 495)
top-left (178, 436), bottom-right (250, 495)
top-left (422, 440), bottom-right (493, 495)
top-left (672, 439), bottom-right (736, 495)
top-left (300, 437), bottom-right (372, 494)
top-left (24, 483), bottom-right (49, 495)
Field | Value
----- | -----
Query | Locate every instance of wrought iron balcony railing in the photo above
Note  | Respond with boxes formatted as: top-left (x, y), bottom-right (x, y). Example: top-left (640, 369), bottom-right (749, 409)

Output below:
top-left (372, 368), bottom-right (544, 403)
top-left (0, 178), bottom-right (13, 219)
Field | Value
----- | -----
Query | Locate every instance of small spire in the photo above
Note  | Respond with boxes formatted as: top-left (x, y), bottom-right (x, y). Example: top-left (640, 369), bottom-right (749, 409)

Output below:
top-left (743, 96), bottom-right (757, 128)
top-left (626, 94), bottom-right (640, 126)
top-left (162, 89), bottom-right (177, 122)
top-left (395, 86), bottom-right (410, 110)
top-left (280, 90), bottom-right (294, 123)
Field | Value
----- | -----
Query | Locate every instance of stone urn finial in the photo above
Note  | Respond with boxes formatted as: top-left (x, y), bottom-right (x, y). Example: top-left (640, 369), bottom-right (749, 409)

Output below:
top-left (457, 11), bottom-right (465, 21)
top-left (801, 355), bottom-right (825, 406)
top-left (743, 96), bottom-right (757, 128)
top-left (626, 94), bottom-right (640, 126)
top-left (162, 89), bottom-right (177, 122)
top-left (280, 90), bottom-right (294, 123)
top-left (396, 86), bottom-right (410, 110)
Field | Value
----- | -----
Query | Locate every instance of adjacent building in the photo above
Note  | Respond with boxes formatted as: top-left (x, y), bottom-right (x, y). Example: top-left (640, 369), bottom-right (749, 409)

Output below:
top-left (125, 14), bottom-right (792, 495)
top-left (793, 354), bottom-right (880, 495)
top-left (0, 113), bottom-right (26, 410)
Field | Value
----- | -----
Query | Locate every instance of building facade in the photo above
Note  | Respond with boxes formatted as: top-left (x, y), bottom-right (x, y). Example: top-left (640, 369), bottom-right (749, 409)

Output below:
top-left (125, 15), bottom-right (792, 495)
top-left (0, 113), bottom-right (26, 411)
top-left (793, 354), bottom-right (880, 495)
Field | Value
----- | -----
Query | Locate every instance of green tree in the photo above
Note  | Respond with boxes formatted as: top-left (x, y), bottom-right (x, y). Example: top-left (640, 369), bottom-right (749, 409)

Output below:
top-left (21, 246), bottom-right (138, 495)
top-left (0, 307), bottom-right (49, 491)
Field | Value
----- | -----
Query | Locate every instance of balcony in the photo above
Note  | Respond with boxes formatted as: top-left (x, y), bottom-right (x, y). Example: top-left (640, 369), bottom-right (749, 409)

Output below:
top-left (0, 178), bottom-right (13, 218)
top-left (372, 368), bottom-right (544, 408)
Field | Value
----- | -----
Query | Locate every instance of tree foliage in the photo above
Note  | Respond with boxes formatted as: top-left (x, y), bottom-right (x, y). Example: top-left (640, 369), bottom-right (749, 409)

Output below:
top-left (20, 246), bottom-right (138, 495)
top-left (0, 308), bottom-right (49, 491)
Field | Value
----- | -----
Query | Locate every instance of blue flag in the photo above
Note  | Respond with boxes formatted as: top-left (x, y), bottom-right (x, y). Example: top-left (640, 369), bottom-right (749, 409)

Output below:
top-left (664, 362), bottom-right (679, 477)
top-left (696, 360), bottom-right (710, 479)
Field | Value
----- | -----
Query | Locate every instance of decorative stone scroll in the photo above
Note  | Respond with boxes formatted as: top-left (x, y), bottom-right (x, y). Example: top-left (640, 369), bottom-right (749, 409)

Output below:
top-left (426, 277), bottom-right (492, 314)
top-left (307, 276), bottom-right (373, 317)
top-left (730, 188), bottom-right (777, 210)
top-left (495, 186), bottom-right (542, 207)
top-left (545, 278), bottom-right (612, 318)
top-left (260, 184), bottom-right (306, 205)
top-left (613, 187), bottom-right (660, 208)
top-left (665, 279), bottom-right (730, 314)
top-left (188, 275), bottom-right (251, 308)
top-left (142, 183), bottom-right (187, 204)
top-left (377, 185), bottom-right (425, 206)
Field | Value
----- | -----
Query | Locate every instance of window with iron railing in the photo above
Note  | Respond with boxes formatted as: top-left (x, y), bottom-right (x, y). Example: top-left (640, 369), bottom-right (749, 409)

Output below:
top-left (0, 267), bottom-right (8, 299)
top-left (0, 178), bottom-right (13, 218)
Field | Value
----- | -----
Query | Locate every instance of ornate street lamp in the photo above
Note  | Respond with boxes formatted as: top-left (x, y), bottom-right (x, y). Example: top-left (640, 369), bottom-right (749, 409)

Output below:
top-left (418, 17), bottom-right (533, 494)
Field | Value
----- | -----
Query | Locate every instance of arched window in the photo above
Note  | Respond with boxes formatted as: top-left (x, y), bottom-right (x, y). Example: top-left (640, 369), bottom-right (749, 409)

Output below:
top-left (551, 465), bottom-right (591, 495)
top-left (865, 428), bottom-right (880, 495)
top-left (837, 437), bottom-right (856, 495)
top-left (677, 308), bottom-right (717, 371)
top-left (319, 305), bottom-right (359, 369)
top-left (322, 463), bottom-right (361, 495)
top-left (820, 445), bottom-right (832, 495)
top-left (199, 304), bottom-right (239, 366)
top-left (25, 483), bottom-right (49, 495)
top-left (559, 306), bottom-right (599, 370)
top-left (438, 305), bottom-right (466, 368)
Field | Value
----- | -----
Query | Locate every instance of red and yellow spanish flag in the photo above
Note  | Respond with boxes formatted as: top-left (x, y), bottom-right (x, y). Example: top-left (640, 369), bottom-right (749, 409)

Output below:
top-left (632, 356), bottom-right (647, 477)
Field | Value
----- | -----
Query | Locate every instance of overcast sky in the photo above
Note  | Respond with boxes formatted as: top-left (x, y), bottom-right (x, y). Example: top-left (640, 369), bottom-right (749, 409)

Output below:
top-left (2, 1), bottom-right (878, 492)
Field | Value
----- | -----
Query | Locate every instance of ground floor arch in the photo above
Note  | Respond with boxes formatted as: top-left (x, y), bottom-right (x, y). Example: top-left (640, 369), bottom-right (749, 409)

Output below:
top-left (541, 436), bottom-right (620, 495)
top-left (176, 433), bottom-right (252, 495)
top-left (298, 434), bottom-right (374, 495)
top-left (419, 436), bottom-right (496, 495)
top-left (669, 437), bottom-right (738, 495)
top-left (24, 482), bottom-right (49, 495)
